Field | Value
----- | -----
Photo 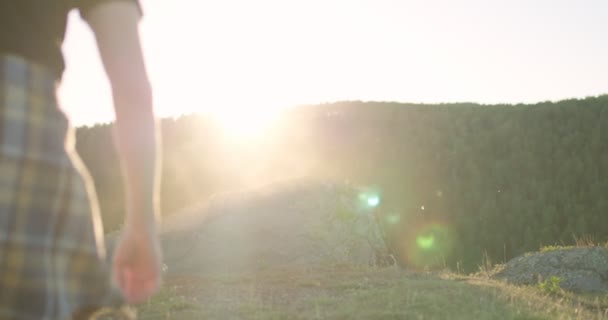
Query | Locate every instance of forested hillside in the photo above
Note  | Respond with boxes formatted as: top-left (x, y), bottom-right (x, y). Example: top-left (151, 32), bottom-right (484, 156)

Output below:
top-left (76, 96), bottom-right (608, 272)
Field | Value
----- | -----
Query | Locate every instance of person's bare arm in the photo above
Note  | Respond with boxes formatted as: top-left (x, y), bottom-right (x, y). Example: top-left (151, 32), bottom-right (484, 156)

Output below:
top-left (86, 2), bottom-right (160, 229)
top-left (84, 2), bottom-right (161, 303)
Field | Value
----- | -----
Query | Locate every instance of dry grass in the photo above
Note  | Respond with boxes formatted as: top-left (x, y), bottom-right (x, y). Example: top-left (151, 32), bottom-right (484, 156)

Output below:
top-left (137, 265), bottom-right (608, 320)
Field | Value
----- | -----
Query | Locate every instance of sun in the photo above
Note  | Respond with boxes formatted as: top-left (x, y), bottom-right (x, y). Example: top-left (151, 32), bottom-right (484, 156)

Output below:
top-left (210, 103), bottom-right (281, 142)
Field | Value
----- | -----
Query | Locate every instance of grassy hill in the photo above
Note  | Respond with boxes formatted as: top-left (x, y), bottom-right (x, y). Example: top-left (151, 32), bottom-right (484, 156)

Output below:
top-left (137, 265), bottom-right (608, 320)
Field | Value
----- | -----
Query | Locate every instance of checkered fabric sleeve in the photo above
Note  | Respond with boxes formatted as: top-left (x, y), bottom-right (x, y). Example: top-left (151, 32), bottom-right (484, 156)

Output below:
top-left (0, 55), bottom-right (126, 319)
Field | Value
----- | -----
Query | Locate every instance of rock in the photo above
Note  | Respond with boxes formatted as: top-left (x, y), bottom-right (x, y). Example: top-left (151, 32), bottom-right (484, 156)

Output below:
top-left (157, 179), bottom-right (390, 275)
top-left (491, 247), bottom-right (608, 293)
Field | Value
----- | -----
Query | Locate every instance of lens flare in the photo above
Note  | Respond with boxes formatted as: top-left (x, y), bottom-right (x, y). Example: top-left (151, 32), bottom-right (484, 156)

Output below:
top-left (358, 190), bottom-right (381, 209)
top-left (416, 234), bottom-right (435, 249)
top-left (398, 220), bottom-right (454, 270)
top-left (385, 214), bottom-right (400, 225)
top-left (367, 195), bottom-right (380, 207)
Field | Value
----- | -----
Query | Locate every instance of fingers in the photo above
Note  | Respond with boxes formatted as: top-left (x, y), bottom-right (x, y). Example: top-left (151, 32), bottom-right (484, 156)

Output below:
top-left (124, 269), bottom-right (160, 303)
top-left (124, 269), bottom-right (135, 302)
top-left (111, 233), bottom-right (162, 304)
top-left (114, 263), bottom-right (161, 304)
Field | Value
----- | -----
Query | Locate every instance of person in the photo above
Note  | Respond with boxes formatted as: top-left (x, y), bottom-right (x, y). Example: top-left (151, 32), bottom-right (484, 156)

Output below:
top-left (0, 0), bottom-right (162, 318)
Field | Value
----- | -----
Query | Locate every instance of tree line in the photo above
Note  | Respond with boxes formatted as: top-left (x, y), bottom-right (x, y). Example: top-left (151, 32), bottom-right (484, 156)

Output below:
top-left (76, 96), bottom-right (608, 272)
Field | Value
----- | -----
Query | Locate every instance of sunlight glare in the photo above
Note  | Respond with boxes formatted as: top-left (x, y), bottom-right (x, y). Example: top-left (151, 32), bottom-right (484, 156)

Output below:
top-left (212, 104), bottom-right (280, 141)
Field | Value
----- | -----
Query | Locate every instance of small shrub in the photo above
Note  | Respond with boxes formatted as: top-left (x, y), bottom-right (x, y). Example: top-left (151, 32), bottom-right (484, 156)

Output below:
top-left (537, 276), bottom-right (562, 295)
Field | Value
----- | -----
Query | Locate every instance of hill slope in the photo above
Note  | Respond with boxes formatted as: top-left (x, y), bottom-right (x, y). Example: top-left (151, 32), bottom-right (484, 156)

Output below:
top-left (138, 266), bottom-right (608, 320)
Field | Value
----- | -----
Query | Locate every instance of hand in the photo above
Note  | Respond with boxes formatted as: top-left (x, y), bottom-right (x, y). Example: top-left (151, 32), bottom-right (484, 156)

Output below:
top-left (112, 224), bottom-right (162, 304)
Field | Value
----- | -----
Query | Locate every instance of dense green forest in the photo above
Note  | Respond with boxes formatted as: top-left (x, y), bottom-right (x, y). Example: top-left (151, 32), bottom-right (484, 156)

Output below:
top-left (76, 96), bottom-right (608, 272)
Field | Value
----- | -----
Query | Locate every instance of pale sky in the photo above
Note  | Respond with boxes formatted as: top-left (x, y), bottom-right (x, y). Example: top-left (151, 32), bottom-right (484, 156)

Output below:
top-left (59, 0), bottom-right (608, 126)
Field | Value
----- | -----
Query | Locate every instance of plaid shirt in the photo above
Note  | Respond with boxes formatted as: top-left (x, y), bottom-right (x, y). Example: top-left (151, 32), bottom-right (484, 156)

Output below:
top-left (0, 55), bottom-right (126, 319)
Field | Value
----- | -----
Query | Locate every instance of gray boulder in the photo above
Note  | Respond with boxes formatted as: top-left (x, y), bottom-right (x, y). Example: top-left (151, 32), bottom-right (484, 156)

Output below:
top-left (157, 179), bottom-right (390, 275)
top-left (491, 247), bottom-right (608, 293)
